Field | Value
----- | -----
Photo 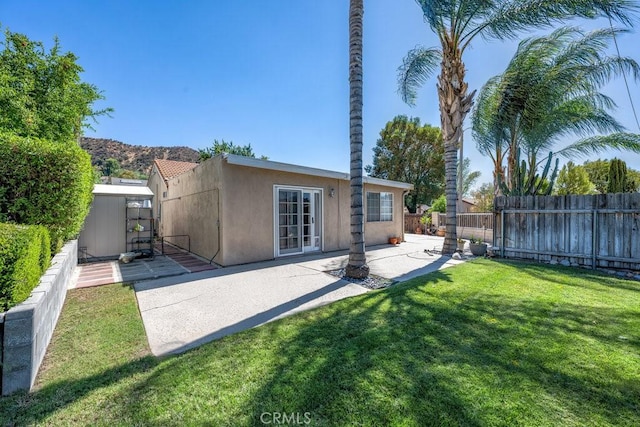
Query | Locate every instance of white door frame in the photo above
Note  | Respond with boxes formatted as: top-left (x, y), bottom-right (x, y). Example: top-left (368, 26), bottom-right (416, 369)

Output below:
top-left (273, 185), bottom-right (323, 258)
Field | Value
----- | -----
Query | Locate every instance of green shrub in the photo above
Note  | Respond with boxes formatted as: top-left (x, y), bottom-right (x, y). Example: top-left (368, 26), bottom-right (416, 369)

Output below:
top-left (0, 223), bottom-right (51, 311)
top-left (0, 132), bottom-right (94, 252)
top-left (430, 194), bottom-right (447, 213)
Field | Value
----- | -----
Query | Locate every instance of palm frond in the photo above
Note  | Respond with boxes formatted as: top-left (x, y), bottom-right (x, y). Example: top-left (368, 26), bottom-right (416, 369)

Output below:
top-left (397, 46), bottom-right (441, 106)
top-left (416, 0), bottom-right (494, 35)
top-left (472, 74), bottom-right (514, 156)
top-left (527, 98), bottom-right (626, 154)
top-left (477, 0), bottom-right (639, 42)
top-left (557, 133), bottom-right (640, 158)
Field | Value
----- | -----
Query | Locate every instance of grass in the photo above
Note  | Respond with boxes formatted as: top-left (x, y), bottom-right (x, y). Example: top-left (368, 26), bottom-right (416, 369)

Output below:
top-left (1, 259), bottom-right (639, 426)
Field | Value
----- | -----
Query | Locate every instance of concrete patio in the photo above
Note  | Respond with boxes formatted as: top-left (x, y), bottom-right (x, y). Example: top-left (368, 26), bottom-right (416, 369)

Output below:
top-left (134, 234), bottom-right (468, 356)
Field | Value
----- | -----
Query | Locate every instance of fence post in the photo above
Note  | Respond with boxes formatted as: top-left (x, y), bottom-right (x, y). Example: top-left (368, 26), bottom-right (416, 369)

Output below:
top-left (501, 209), bottom-right (505, 258)
top-left (592, 209), bottom-right (597, 269)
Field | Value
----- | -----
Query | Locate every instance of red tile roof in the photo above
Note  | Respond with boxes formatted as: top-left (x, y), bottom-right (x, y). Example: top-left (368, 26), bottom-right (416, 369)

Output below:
top-left (154, 159), bottom-right (198, 181)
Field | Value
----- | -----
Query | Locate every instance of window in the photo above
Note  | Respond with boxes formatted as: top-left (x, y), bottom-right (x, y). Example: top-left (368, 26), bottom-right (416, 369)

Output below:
top-left (366, 192), bottom-right (393, 222)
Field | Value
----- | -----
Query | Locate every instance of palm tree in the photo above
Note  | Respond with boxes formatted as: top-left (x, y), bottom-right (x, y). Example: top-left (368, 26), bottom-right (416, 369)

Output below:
top-left (345, 0), bottom-right (369, 279)
top-left (398, 0), bottom-right (637, 254)
top-left (472, 27), bottom-right (640, 193)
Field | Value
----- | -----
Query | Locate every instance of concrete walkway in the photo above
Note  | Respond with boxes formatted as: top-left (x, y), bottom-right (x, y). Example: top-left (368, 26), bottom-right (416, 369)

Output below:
top-left (134, 234), bottom-right (468, 356)
top-left (72, 251), bottom-right (216, 289)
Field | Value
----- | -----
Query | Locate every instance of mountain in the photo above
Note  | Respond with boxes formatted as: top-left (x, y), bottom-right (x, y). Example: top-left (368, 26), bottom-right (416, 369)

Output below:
top-left (80, 137), bottom-right (200, 174)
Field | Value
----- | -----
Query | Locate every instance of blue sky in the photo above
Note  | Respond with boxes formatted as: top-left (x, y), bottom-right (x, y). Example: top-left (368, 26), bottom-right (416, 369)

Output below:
top-left (2, 0), bottom-right (639, 186)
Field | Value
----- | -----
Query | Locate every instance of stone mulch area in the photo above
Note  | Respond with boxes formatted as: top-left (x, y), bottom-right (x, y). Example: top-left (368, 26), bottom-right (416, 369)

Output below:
top-left (326, 268), bottom-right (396, 290)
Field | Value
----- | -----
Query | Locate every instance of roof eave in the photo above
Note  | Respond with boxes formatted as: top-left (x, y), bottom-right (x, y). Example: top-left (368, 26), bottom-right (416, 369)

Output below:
top-left (222, 154), bottom-right (413, 190)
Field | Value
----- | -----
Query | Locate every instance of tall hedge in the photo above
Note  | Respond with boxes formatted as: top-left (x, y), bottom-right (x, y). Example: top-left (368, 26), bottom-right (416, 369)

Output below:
top-left (0, 223), bottom-right (51, 311)
top-left (607, 158), bottom-right (627, 193)
top-left (0, 132), bottom-right (94, 251)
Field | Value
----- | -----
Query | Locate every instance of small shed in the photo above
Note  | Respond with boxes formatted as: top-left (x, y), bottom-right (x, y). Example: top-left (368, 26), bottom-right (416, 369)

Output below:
top-left (78, 184), bottom-right (154, 260)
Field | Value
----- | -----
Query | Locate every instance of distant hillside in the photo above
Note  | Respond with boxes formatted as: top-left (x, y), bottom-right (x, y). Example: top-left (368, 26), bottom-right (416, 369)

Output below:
top-left (80, 137), bottom-right (200, 174)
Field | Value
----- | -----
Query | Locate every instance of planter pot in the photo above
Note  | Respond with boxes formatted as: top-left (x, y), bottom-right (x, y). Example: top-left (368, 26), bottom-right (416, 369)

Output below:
top-left (435, 229), bottom-right (445, 237)
top-left (469, 242), bottom-right (487, 256)
top-left (457, 240), bottom-right (466, 251)
top-left (415, 228), bottom-right (422, 234)
top-left (388, 237), bottom-right (399, 245)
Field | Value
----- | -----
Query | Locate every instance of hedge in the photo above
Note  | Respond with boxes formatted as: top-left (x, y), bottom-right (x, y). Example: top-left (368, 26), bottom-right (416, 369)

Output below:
top-left (0, 132), bottom-right (94, 252)
top-left (0, 223), bottom-right (51, 311)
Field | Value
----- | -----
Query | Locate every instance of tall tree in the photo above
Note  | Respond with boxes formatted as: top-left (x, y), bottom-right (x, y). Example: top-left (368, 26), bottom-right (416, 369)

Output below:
top-left (625, 169), bottom-right (640, 192)
top-left (555, 161), bottom-right (596, 195)
top-left (583, 159), bottom-right (612, 194)
top-left (472, 27), bottom-right (640, 194)
top-left (102, 158), bottom-right (121, 177)
top-left (398, 0), bottom-right (637, 254)
top-left (470, 183), bottom-right (494, 212)
top-left (365, 115), bottom-right (444, 212)
top-left (198, 139), bottom-right (267, 161)
top-left (608, 158), bottom-right (628, 193)
top-left (0, 29), bottom-right (111, 142)
top-left (345, 0), bottom-right (369, 279)
top-left (583, 158), bottom-right (640, 193)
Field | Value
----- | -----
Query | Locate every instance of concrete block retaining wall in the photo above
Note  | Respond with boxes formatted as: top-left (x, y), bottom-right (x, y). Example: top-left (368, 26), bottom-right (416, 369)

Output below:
top-left (1, 239), bottom-right (77, 395)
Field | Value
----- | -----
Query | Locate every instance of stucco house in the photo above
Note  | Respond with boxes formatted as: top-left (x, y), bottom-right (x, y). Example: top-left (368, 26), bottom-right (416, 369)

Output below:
top-left (148, 155), bottom-right (413, 266)
top-left (148, 159), bottom-right (199, 235)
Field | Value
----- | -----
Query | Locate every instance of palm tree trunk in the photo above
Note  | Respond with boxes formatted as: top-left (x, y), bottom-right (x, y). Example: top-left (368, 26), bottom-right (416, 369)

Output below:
top-left (438, 38), bottom-right (474, 254)
top-left (345, 0), bottom-right (369, 279)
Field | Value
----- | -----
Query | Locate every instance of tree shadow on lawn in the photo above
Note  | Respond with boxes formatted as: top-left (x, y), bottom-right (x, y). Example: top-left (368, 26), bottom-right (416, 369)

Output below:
top-left (0, 355), bottom-right (160, 425)
top-left (497, 259), bottom-right (640, 293)
top-left (2, 264), bottom-right (639, 425)
top-left (236, 268), bottom-right (640, 426)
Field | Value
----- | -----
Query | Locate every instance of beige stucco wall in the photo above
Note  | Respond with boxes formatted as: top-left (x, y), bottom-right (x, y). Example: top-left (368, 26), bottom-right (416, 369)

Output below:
top-left (218, 163), bottom-right (348, 265)
top-left (159, 158), bottom-right (222, 262)
top-left (362, 182), bottom-right (406, 246)
top-left (157, 156), bottom-right (409, 266)
top-left (147, 165), bottom-right (164, 235)
top-left (218, 162), bottom-right (407, 266)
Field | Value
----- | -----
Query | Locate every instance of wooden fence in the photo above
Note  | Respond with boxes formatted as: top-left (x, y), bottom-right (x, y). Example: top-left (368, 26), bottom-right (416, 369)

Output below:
top-left (405, 212), bottom-right (494, 243)
top-left (405, 213), bottom-right (423, 233)
top-left (494, 193), bottom-right (640, 270)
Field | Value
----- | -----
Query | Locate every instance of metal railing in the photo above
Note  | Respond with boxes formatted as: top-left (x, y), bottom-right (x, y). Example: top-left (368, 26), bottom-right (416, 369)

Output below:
top-left (437, 212), bottom-right (494, 229)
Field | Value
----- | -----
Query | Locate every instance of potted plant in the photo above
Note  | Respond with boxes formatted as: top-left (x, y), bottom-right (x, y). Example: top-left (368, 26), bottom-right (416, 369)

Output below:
top-left (435, 227), bottom-right (445, 237)
top-left (388, 236), bottom-right (399, 245)
top-left (420, 214), bottom-right (432, 234)
top-left (469, 236), bottom-right (487, 256)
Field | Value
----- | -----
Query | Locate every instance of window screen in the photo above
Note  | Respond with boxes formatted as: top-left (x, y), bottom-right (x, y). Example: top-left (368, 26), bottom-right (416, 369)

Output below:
top-left (366, 192), bottom-right (393, 222)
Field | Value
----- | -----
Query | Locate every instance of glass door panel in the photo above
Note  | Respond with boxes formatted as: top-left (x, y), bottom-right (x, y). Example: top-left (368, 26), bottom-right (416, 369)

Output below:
top-left (303, 191), bottom-right (321, 252)
top-left (313, 192), bottom-right (322, 249)
top-left (303, 192), bottom-right (311, 248)
top-left (275, 187), bottom-right (322, 256)
top-left (278, 189), bottom-right (302, 255)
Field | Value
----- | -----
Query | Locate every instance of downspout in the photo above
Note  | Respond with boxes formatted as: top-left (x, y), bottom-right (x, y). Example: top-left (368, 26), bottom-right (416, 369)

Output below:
top-left (209, 188), bottom-right (221, 265)
top-left (402, 189), bottom-right (410, 242)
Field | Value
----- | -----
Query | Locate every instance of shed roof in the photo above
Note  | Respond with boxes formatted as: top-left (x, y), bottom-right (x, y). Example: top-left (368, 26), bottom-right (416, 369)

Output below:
top-left (222, 154), bottom-right (414, 190)
top-left (93, 184), bottom-right (154, 197)
top-left (153, 159), bottom-right (198, 181)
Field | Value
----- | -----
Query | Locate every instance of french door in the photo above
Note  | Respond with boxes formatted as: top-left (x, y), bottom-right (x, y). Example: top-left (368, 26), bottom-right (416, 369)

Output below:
top-left (276, 187), bottom-right (322, 257)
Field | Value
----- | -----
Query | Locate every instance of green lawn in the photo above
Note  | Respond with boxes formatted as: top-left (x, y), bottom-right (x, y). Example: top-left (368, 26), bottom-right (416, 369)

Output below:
top-left (1, 259), bottom-right (639, 426)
